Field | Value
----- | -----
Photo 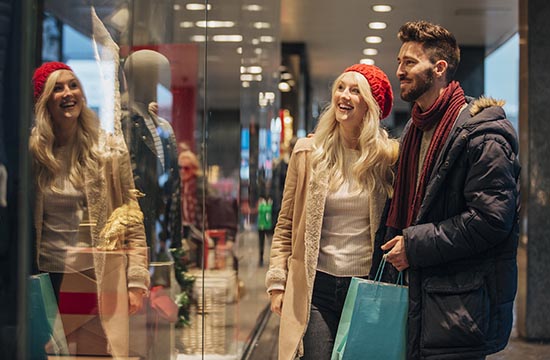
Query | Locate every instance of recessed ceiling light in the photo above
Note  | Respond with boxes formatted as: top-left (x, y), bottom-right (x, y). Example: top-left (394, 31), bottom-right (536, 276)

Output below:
top-left (253, 22), bottom-right (271, 29)
top-left (360, 58), bottom-right (376, 65)
top-left (195, 20), bottom-right (235, 28)
top-left (243, 4), bottom-right (262, 11)
top-left (186, 3), bottom-right (212, 11)
top-left (372, 5), bottom-right (392, 12)
top-left (260, 36), bottom-right (275, 43)
top-left (190, 35), bottom-right (206, 42)
top-left (278, 82), bottom-right (291, 92)
top-left (179, 21), bottom-right (194, 28)
top-left (363, 48), bottom-right (378, 56)
top-left (212, 35), bottom-right (243, 42)
top-left (173, 4), bottom-right (181, 11)
top-left (365, 36), bottom-right (382, 44)
top-left (369, 22), bottom-right (387, 30)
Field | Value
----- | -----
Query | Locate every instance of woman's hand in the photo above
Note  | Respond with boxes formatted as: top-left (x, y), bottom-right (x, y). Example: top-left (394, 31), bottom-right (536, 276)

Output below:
top-left (270, 290), bottom-right (285, 316)
top-left (128, 287), bottom-right (146, 315)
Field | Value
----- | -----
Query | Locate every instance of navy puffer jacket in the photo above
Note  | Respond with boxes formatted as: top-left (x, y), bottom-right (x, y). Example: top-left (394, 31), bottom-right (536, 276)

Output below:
top-left (372, 97), bottom-right (521, 360)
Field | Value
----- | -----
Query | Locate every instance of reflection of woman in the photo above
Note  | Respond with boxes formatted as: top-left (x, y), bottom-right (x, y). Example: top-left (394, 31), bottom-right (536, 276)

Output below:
top-left (178, 148), bottom-right (207, 231)
top-left (265, 64), bottom-right (398, 360)
top-left (29, 62), bottom-right (150, 357)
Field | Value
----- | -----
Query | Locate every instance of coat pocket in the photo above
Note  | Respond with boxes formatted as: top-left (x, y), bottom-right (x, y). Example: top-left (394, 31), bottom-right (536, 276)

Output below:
top-left (421, 273), bottom-right (490, 349)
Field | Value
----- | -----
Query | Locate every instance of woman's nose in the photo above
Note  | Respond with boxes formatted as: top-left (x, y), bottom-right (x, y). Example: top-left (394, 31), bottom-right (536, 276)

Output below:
top-left (341, 88), bottom-right (351, 98)
top-left (61, 85), bottom-right (72, 97)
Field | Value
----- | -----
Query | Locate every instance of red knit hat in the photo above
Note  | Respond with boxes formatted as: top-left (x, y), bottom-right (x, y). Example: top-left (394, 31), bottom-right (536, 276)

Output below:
top-left (344, 64), bottom-right (393, 120)
top-left (32, 61), bottom-right (73, 101)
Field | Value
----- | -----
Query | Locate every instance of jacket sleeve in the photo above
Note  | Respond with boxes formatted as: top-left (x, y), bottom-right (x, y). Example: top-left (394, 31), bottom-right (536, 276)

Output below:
top-left (264, 149), bottom-right (301, 293)
top-left (404, 131), bottom-right (520, 269)
top-left (116, 146), bottom-right (151, 290)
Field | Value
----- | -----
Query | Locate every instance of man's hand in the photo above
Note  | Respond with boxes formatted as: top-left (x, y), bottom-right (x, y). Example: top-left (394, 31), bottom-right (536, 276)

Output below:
top-left (270, 290), bottom-right (284, 316)
top-left (381, 235), bottom-right (410, 271)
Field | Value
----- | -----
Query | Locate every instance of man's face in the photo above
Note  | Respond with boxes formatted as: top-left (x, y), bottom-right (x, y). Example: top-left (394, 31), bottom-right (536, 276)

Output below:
top-left (396, 42), bottom-right (436, 103)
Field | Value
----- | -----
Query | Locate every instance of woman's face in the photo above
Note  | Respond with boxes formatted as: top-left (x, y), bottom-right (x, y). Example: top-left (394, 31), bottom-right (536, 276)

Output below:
top-left (46, 70), bottom-right (84, 129)
top-left (333, 72), bottom-right (368, 130)
top-left (178, 157), bottom-right (197, 182)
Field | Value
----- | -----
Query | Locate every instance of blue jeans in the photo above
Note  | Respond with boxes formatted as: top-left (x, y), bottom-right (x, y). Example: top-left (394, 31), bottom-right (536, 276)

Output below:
top-left (301, 271), bottom-right (354, 360)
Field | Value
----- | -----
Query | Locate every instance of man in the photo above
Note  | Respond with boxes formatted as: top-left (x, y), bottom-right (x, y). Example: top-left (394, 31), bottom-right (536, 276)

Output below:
top-left (379, 20), bottom-right (521, 359)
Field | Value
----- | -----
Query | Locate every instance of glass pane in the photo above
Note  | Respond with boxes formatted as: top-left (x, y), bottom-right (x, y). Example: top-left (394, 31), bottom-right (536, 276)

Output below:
top-left (33, 0), bottom-right (281, 359)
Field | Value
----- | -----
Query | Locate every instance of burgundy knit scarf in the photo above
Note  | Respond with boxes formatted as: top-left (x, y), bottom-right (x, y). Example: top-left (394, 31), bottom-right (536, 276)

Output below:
top-left (387, 81), bottom-right (465, 230)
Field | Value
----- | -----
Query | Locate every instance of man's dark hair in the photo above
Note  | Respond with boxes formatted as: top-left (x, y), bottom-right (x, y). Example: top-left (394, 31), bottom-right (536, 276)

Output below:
top-left (398, 20), bottom-right (460, 83)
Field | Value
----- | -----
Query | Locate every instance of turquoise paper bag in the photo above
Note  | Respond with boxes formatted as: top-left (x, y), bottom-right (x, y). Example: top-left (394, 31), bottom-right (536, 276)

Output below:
top-left (332, 259), bottom-right (408, 360)
top-left (28, 273), bottom-right (68, 357)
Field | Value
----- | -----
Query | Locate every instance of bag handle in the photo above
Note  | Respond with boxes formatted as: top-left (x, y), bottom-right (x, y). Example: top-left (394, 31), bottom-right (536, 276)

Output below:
top-left (375, 256), bottom-right (404, 285)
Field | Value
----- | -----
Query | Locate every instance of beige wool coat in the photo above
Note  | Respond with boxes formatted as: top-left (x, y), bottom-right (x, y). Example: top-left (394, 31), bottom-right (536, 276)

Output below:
top-left (34, 134), bottom-right (150, 358)
top-left (265, 137), bottom-right (387, 360)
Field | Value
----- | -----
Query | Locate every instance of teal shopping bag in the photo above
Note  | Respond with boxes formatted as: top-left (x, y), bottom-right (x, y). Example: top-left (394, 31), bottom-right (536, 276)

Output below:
top-left (333, 259), bottom-right (408, 360)
top-left (331, 277), bottom-right (367, 360)
top-left (28, 273), bottom-right (68, 357)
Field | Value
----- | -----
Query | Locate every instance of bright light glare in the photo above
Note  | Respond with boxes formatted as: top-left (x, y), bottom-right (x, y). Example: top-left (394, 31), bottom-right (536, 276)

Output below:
top-left (372, 5), bottom-right (392, 12)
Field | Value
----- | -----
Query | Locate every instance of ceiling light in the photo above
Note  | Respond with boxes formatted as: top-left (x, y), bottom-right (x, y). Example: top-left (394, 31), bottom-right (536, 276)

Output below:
top-left (369, 22), bottom-right (387, 30)
top-left (179, 21), bottom-right (194, 28)
top-left (372, 5), bottom-right (392, 12)
top-left (237, 47), bottom-right (243, 54)
top-left (212, 35), bottom-right (243, 42)
top-left (173, 4), bottom-right (181, 11)
top-left (253, 22), bottom-right (271, 29)
top-left (254, 48), bottom-right (263, 55)
top-left (278, 82), bottom-right (291, 92)
top-left (248, 66), bottom-right (263, 74)
top-left (360, 58), bottom-right (376, 65)
top-left (260, 36), bottom-right (275, 43)
top-left (365, 36), bottom-right (382, 44)
top-left (186, 3), bottom-right (211, 11)
top-left (196, 20), bottom-right (235, 28)
top-left (363, 48), bottom-right (378, 56)
top-left (281, 72), bottom-right (293, 80)
top-left (242, 81), bottom-right (250, 88)
top-left (243, 4), bottom-right (262, 11)
top-left (190, 35), bottom-right (206, 42)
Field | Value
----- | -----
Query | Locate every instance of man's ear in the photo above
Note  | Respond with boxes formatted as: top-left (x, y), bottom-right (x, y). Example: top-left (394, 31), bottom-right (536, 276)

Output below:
top-left (434, 60), bottom-right (448, 79)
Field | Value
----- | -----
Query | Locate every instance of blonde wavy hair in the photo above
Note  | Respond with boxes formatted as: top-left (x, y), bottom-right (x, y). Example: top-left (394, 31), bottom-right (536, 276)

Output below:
top-left (29, 70), bottom-right (101, 193)
top-left (311, 71), bottom-right (399, 196)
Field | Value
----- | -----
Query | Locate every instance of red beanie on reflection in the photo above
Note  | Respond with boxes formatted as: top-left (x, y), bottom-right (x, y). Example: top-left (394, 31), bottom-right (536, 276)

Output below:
top-left (344, 63), bottom-right (393, 120)
top-left (32, 62), bottom-right (73, 101)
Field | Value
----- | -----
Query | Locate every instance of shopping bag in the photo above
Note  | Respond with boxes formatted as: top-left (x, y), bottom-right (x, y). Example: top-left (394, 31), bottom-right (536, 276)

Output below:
top-left (28, 273), bottom-right (69, 357)
top-left (331, 276), bottom-right (365, 360)
top-left (332, 259), bottom-right (408, 360)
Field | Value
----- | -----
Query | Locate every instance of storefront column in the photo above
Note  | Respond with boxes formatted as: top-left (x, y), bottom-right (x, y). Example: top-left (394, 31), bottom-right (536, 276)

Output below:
top-left (517, 0), bottom-right (550, 341)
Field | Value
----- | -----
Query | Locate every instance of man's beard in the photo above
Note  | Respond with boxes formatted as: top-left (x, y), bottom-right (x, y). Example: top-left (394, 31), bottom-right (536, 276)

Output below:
top-left (400, 67), bottom-right (435, 103)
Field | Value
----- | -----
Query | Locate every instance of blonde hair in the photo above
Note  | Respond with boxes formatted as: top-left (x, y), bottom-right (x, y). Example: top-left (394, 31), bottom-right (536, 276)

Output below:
top-left (29, 70), bottom-right (101, 193)
top-left (178, 149), bottom-right (202, 177)
top-left (311, 71), bottom-right (398, 196)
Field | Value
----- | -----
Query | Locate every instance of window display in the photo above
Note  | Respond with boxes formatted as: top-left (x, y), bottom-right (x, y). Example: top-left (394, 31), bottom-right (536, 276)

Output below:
top-left (26, 0), bottom-right (282, 359)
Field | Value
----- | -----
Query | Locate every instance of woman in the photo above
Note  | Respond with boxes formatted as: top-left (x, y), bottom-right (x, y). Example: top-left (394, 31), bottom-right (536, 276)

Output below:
top-left (265, 64), bottom-right (398, 360)
top-left (179, 147), bottom-right (207, 231)
top-left (29, 62), bottom-right (150, 357)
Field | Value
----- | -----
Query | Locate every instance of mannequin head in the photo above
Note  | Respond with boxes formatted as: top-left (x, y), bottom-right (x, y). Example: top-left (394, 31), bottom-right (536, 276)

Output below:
top-left (123, 49), bottom-right (171, 104)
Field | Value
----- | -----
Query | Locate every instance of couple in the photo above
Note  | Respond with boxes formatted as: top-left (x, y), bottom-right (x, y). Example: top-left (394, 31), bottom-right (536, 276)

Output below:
top-left (265, 20), bottom-right (520, 360)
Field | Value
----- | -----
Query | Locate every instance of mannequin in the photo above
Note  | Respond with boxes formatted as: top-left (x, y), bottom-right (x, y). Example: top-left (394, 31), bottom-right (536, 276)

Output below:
top-left (121, 49), bottom-right (181, 262)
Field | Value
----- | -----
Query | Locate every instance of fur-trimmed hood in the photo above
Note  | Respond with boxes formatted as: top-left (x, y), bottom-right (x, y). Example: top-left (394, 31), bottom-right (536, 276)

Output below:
top-left (469, 96), bottom-right (506, 117)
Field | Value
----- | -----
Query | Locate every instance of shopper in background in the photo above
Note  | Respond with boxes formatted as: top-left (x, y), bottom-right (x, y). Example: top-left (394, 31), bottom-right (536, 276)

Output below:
top-left (179, 146), bottom-right (208, 232)
top-left (29, 62), bottom-right (150, 357)
top-left (265, 64), bottom-right (398, 360)
top-left (378, 20), bottom-right (520, 360)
